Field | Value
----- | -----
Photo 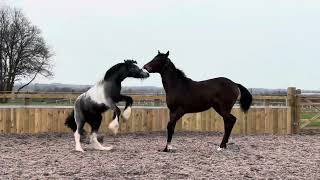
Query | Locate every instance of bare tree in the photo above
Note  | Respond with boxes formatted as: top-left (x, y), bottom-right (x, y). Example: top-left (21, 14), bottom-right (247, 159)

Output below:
top-left (0, 6), bottom-right (53, 96)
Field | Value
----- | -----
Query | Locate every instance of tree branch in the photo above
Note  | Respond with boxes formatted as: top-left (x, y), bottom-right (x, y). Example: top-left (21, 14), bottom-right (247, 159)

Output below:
top-left (17, 70), bottom-right (38, 92)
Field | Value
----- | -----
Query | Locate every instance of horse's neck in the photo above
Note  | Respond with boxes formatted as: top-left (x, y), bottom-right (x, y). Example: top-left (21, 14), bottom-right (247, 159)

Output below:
top-left (104, 71), bottom-right (127, 84)
top-left (160, 68), bottom-right (187, 93)
top-left (99, 80), bottom-right (122, 100)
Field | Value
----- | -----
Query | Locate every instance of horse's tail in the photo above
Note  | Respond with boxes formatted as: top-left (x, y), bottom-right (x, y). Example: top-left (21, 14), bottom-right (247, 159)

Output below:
top-left (237, 83), bottom-right (253, 113)
top-left (65, 110), bottom-right (86, 135)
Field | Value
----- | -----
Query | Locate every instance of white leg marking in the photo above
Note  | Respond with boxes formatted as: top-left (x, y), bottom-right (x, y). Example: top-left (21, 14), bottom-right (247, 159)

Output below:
top-left (217, 147), bottom-right (222, 151)
top-left (122, 106), bottom-right (132, 120)
top-left (108, 116), bottom-right (119, 135)
top-left (167, 144), bottom-right (174, 150)
top-left (90, 133), bottom-right (113, 151)
top-left (74, 131), bottom-right (84, 152)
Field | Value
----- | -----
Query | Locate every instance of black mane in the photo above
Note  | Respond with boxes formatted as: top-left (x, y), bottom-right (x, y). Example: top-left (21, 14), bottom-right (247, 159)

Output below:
top-left (104, 63), bottom-right (124, 80)
top-left (104, 60), bottom-right (137, 80)
top-left (124, 59), bottom-right (137, 65)
top-left (166, 60), bottom-right (188, 80)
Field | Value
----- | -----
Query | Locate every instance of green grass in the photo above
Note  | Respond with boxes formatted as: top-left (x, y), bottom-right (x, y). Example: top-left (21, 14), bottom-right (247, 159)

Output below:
top-left (301, 112), bottom-right (320, 127)
top-left (301, 112), bottom-right (318, 119)
top-left (309, 121), bottom-right (320, 126)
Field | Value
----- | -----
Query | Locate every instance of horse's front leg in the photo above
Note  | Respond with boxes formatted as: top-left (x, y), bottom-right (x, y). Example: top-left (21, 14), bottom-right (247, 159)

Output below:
top-left (108, 105), bottom-right (121, 135)
top-left (119, 95), bottom-right (133, 120)
top-left (163, 110), bottom-right (184, 152)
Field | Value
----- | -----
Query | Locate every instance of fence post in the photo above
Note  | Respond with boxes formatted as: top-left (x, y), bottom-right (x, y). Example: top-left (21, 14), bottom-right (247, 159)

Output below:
top-left (287, 87), bottom-right (298, 134)
top-left (295, 89), bottom-right (301, 132)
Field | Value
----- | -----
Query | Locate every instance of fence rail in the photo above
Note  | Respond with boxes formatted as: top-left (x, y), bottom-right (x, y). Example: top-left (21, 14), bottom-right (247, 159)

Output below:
top-left (0, 106), bottom-right (291, 135)
top-left (0, 91), bottom-right (289, 106)
top-left (0, 87), bottom-right (318, 134)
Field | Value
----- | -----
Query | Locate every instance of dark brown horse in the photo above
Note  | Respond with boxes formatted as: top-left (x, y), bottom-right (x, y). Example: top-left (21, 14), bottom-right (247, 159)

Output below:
top-left (143, 51), bottom-right (252, 152)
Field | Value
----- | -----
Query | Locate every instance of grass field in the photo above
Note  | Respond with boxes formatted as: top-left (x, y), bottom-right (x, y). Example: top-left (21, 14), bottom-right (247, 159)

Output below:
top-left (301, 112), bottom-right (320, 127)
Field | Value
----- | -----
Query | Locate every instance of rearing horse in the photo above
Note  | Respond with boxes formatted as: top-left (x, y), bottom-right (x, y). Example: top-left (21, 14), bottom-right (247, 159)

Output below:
top-left (143, 51), bottom-right (252, 152)
top-left (65, 60), bottom-right (149, 152)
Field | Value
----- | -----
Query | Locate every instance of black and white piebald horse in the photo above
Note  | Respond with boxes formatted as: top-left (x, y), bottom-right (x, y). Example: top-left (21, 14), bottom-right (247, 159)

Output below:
top-left (143, 51), bottom-right (252, 152)
top-left (65, 60), bottom-right (149, 152)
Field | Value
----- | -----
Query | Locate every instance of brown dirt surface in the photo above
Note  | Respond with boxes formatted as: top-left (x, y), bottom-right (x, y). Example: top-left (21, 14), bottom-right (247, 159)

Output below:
top-left (0, 131), bottom-right (319, 179)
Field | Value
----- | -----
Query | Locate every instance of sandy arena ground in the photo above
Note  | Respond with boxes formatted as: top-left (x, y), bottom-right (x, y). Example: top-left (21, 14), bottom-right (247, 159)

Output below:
top-left (0, 131), bottom-right (319, 179)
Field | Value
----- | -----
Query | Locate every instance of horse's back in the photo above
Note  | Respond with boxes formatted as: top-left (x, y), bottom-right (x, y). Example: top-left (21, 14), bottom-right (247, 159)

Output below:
top-left (187, 77), bottom-right (239, 109)
top-left (195, 77), bottom-right (238, 94)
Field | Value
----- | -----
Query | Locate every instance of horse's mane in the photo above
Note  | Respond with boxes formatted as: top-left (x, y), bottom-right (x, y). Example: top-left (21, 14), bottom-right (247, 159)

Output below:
top-left (166, 60), bottom-right (188, 80)
top-left (104, 60), bottom-right (137, 80)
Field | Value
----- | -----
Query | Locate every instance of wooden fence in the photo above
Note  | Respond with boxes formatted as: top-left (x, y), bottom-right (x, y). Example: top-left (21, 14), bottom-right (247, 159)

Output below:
top-left (0, 106), bottom-right (292, 135)
top-left (0, 87), bottom-right (313, 135)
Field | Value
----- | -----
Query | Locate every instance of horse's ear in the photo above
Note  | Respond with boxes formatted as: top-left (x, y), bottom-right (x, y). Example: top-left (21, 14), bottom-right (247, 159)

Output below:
top-left (165, 51), bottom-right (169, 58)
top-left (158, 50), bottom-right (161, 54)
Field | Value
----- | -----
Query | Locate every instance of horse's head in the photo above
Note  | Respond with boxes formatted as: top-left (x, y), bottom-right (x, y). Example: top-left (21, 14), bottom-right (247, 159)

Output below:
top-left (124, 60), bottom-right (150, 79)
top-left (143, 50), bottom-right (169, 73)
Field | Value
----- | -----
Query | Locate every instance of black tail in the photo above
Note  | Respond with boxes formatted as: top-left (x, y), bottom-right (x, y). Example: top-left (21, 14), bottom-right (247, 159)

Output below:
top-left (237, 83), bottom-right (253, 113)
top-left (65, 110), bottom-right (86, 135)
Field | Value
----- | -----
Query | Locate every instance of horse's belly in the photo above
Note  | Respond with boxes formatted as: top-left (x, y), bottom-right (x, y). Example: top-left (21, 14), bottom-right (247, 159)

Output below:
top-left (82, 101), bottom-right (109, 114)
top-left (184, 105), bottom-right (211, 113)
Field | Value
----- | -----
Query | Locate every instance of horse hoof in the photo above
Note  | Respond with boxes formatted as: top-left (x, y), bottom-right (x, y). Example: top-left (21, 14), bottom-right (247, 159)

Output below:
top-left (103, 146), bottom-right (113, 151)
top-left (162, 148), bottom-right (169, 152)
top-left (75, 148), bottom-right (85, 153)
top-left (217, 147), bottom-right (223, 151)
top-left (161, 148), bottom-right (176, 153)
top-left (122, 107), bottom-right (132, 120)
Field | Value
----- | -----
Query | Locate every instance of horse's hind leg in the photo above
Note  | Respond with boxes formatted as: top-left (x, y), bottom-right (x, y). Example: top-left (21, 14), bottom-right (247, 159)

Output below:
top-left (74, 107), bottom-right (85, 152)
top-left (218, 113), bottom-right (237, 150)
top-left (88, 114), bottom-right (112, 151)
top-left (108, 105), bottom-right (121, 135)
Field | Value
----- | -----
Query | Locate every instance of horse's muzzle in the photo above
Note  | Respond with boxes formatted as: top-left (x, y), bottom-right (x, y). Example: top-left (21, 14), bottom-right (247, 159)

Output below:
top-left (143, 65), bottom-right (152, 73)
top-left (141, 69), bottom-right (150, 78)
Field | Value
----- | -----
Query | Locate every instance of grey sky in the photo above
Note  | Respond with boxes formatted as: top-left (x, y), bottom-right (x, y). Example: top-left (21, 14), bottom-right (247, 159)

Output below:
top-left (3, 0), bottom-right (320, 89)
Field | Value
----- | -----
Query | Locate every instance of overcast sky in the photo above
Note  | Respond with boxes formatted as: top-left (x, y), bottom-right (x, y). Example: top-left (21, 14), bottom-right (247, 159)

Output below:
top-left (2, 0), bottom-right (320, 89)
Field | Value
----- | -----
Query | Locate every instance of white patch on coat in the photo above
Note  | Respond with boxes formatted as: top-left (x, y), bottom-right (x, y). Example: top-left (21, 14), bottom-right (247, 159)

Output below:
top-left (108, 116), bottom-right (119, 135)
top-left (122, 107), bottom-right (132, 120)
top-left (90, 132), bottom-right (113, 151)
top-left (74, 131), bottom-right (84, 152)
top-left (86, 83), bottom-right (110, 106)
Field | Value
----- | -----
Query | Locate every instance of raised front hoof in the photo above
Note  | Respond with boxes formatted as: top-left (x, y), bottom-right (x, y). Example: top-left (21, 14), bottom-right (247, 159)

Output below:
top-left (122, 107), bottom-right (132, 120)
